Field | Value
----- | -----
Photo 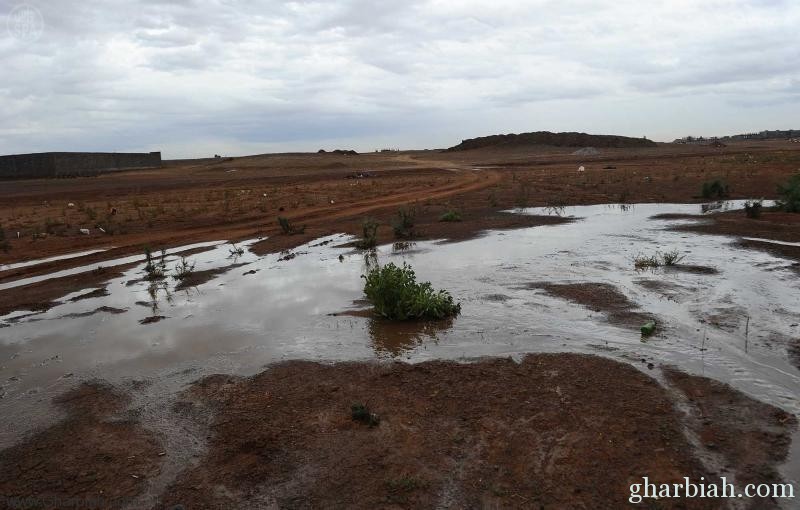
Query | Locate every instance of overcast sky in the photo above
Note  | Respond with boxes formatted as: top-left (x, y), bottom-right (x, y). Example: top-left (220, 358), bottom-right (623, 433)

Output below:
top-left (1, 0), bottom-right (798, 158)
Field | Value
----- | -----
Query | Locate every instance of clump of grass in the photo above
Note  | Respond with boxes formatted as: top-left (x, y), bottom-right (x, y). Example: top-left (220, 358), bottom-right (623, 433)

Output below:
top-left (356, 218), bottom-right (379, 249)
top-left (144, 247), bottom-right (167, 280)
top-left (362, 262), bottom-right (461, 320)
top-left (351, 403), bottom-right (380, 427)
top-left (0, 224), bottom-right (10, 253)
top-left (701, 179), bottom-right (729, 199)
top-left (777, 174), bottom-right (800, 213)
top-left (660, 250), bottom-right (685, 266)
top-left (634, 254), bottom-right (662, 270)
top-left (634, 250), bottom-right (685, 269)
top-left (392, 208), bottom-right (415, 239)
top-left (744, 200), bottom-right (762, 219)
top-left (277, 216), bottom-right (305, 235)
top-left (439, 210), bottom-right (462, 222)
top-left (172, 256), bottom-right (195, 281)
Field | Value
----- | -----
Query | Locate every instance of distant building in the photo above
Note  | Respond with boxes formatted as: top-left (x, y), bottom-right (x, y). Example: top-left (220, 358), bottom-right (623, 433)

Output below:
top-left (0, 151), bottom-right (162, 179)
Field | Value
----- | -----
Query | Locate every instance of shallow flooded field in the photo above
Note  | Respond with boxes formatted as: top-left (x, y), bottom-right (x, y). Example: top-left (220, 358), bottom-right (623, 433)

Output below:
top-left (2, 201), bottom-right (799, 485)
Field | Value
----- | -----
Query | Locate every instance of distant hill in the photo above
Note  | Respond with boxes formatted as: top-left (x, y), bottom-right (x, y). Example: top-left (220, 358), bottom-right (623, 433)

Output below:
top-left (446, 131), bottom-right (657, 151)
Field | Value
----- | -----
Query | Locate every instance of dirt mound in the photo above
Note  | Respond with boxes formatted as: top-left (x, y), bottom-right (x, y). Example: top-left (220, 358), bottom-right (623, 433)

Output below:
top-left (447, 131), bottom-right (657, 151)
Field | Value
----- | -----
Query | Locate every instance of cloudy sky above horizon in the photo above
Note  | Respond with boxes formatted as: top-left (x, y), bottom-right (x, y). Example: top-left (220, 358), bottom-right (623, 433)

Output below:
top-left (1, 0), bottom-right (799, 158)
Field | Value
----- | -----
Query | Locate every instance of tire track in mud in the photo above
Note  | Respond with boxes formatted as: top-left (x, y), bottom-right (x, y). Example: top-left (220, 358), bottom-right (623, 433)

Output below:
top-left (0, 167), bottom-right (499, 286)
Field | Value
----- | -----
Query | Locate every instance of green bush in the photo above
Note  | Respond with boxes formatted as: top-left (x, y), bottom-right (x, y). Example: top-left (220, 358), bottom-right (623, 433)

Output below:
top-left (362, 262), bottom-right (461, 320)
top-left (777, 174), bottom-right (800, 213)
top-left (439, 210), bottom-right (462, 222)
top-left (701, 180), bottom-right (729, 199)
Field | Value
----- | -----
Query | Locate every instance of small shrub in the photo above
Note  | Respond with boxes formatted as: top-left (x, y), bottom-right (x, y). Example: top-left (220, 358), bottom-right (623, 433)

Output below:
top-left (278, 216), bottom-right (305, 235)
top-left (144, 247), bottom-right (167, 280)
top-left (634, 250), bottom-right (685, 269)
top-left (351, 403), bottom-right (380, 427)
top-left (744, 200), bottom-right (762, 219)
top-left (362, 262), bottom-right (461, 320)
top-left (356, 218), bottom-right (379, 249)
top-left (660, 250), bottom-right (685, 266)
top-left (392, 208), bottom-right (415, 239)
top-left (634, 254), bottom-right (662, 270)
top-left (701, 179), bottom-right (729, 199)
top-left (172, 256), bottom-right (195, 280)
top-left (439, 210), bottom-right (462, 222)
top-left (228, 243), bottom-right (245, 257)
top-left (0, 224), bottom-right (9, 253)
top-left (777, 174), bottom-right (800, 213)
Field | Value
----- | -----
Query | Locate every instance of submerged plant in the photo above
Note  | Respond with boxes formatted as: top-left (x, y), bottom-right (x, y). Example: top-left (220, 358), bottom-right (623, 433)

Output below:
top-left (172, 256), bottom-right (196, 280)
top-left (144, 247), bottom-right (167, 280)
top-left (633, 253), bottom-right (662, 270)
top-left (744, 200), bottom-right (763, 219)
top-left (634, 250), bottom-right (685, 269)
top-left (362, 262), bottom-right (461, 320)
top-left (228, 242), bottom-right (245, 257)
top-left (777, 174), bottom-right (800, 213)
top-left (660, 250), bottom-right (685, 266)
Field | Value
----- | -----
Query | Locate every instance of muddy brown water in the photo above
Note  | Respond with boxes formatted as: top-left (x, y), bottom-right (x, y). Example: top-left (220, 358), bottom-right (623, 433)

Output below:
top-left (1, 200), bottom-right (799, 489)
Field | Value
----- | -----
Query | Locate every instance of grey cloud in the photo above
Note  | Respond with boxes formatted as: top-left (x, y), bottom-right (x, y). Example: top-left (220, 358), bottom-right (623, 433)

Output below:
top-left (1, 0), bottom-right (799, 157)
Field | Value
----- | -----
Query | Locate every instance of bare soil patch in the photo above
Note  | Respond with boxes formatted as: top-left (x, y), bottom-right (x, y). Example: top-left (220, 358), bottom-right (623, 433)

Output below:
top-left (0, 382), bottom-right (162, 510)
top-left (529, 282), bottom-right (654, 330)
top-left (663, 368), bottom-right (797, 509)
top-left (157, 354), bottom-right (716, 509)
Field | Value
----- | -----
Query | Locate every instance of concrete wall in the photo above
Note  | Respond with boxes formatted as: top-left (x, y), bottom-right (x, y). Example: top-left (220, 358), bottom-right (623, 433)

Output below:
top-left (0, 151), bottom-right (161, 179)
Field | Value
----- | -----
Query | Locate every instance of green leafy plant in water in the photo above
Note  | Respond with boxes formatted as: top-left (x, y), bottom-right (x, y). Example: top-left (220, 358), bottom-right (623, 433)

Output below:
top-left (362, 262), bottom-right (461, 320)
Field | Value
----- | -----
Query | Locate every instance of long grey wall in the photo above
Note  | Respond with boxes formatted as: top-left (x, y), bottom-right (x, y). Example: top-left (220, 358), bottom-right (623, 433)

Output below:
top-left (0, 151), bottom-right (161, 179)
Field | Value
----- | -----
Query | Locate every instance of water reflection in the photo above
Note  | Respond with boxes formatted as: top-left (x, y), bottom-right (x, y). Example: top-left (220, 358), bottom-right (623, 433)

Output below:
top-left (368, 317), bottom-right (454, 357)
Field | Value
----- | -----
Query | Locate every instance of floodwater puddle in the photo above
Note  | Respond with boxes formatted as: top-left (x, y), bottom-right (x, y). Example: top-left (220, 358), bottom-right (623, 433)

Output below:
top-left (1, 201), bottom-right (799, 483)
top-left (0, 248), bottom-right (112, 273)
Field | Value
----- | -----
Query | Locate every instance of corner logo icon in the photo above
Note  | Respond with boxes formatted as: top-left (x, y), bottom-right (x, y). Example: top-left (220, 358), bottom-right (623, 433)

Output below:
top-left (7, 4), bottom-right (44, 42)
